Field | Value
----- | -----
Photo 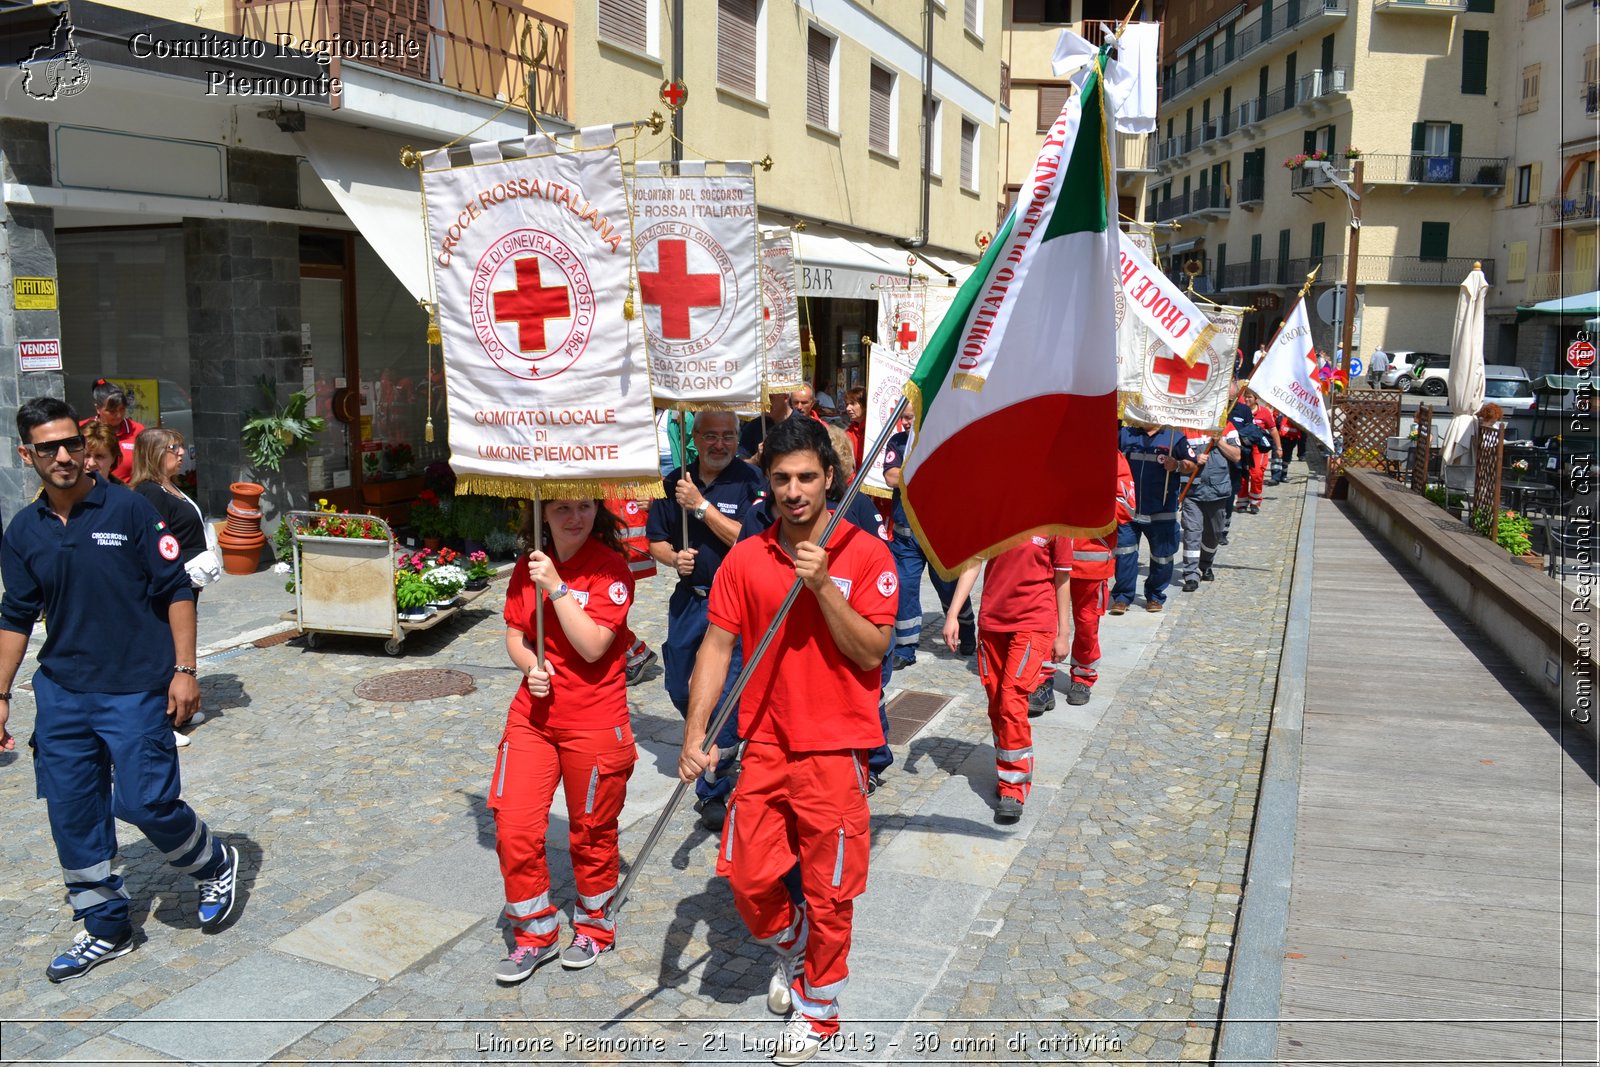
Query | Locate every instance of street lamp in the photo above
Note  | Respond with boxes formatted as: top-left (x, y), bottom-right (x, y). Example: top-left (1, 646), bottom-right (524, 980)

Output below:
top-left (1309, 159), bottom-right (1365, 380)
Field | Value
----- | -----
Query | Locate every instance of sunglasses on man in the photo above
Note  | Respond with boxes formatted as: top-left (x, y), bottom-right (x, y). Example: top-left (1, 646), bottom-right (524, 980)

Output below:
top-left (25, 435), bottom-right (86, 459)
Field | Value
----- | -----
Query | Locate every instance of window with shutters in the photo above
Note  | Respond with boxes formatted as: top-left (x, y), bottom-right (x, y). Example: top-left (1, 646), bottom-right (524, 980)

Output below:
top-left (1519, 64), bottom-right (1541, 113)
top-left (805, 26), bottom-right (836, 131)
top-left (1011, 0), bottom-right (1071, 21)
top-left (1419, 222), bottom-right (1449, 261)
top-left (1036, 83), bottom-right (1070, 133)
top-left (1506, 241), bottom-right (1527, 282)
top-left (598, 0), bottom-right (655, 55)
top-left (928, 98), bottom-right (944, 178)
top-left (1310, 222), bottom-right (1325, 261)
top-left (1465, 0), bottom-right (1493, 10)
top-left (960, 117), bottom-right (979, 192)
top-left (965, 0), bottom-right (984, 38)
top-left (717, 0), bottom-right (763, 99)
top-left (1461, 30), bottom-right (1489, 95)
top-left (868, 64), bottom-right (897, 155)
top-left (1514, 165), bottom-right (1533, 204)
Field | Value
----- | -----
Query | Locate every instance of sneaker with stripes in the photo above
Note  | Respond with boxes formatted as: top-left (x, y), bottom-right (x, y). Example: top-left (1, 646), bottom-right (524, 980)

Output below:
top-left (770, 1011), bottom-right (826, 1065)
top-left (196, 844), bottom-right (240, 930)
top-left (45, 929), bottom-right (134, 983)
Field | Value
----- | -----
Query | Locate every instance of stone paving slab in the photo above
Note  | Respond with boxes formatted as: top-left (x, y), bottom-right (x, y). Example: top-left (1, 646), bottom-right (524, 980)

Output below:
top-left (270, 888), bottom-right (481, 980)
top-left (51, 1033), bottom-right (181, 1063)
top-left (108, 953), bottom-right (374, 1065)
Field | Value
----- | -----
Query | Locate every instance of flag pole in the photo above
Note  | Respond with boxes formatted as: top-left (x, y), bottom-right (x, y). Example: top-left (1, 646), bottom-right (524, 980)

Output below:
top-left (607, 392), bottom-right (911, 923)
top-left (532, 489), bottom-right (545, 671)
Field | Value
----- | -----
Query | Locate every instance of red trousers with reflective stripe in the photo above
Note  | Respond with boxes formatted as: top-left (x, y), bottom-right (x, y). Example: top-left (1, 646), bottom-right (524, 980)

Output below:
top-left (1069, 577), bottom-right (1105, 688)
top-left (977, 630), bottom-right (1050, 802)
top-left (488, 714), bottom-right (637, 948)
top-left (717, 742), bottom-right (871, 1035)
top-left (1238, 450), bottom-right (1267, 505)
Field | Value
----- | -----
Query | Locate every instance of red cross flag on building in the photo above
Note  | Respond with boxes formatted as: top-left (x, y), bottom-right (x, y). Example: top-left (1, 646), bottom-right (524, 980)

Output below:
top-left (421, 127), bottom-right (660, 500)
top-left (862, 281), bottom-right (958, 499)
top-left (629, 160), bottom-right (761, 409)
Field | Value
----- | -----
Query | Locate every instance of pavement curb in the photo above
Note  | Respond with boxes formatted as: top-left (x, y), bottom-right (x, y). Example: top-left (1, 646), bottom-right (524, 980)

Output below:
top-left (1214, 474), bottom-right (1319, 1067)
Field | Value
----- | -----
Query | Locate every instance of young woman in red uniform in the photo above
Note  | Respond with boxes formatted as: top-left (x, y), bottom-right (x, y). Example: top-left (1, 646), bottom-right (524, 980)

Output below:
top-left (491, 498), bottom-right (637, 984)
top-left (944, 534), bottom-right (1072, 823)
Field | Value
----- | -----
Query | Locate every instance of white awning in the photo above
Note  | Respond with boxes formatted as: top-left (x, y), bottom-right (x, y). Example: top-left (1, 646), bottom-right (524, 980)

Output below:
top-left (1163, 237), bottom-right (1205, 255)
top-left (915, 248), bottom-right (979, 288)
top-left (789, 225), bottom-right (921, 300)
top-left (294, 121), bottom-right (430, 301)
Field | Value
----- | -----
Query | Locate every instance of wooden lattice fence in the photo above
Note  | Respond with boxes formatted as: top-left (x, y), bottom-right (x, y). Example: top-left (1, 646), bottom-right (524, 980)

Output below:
top-left (1410, 405), bottom-right (1433, 493)
top-left (1468, 421), bottom-right (1506, 543)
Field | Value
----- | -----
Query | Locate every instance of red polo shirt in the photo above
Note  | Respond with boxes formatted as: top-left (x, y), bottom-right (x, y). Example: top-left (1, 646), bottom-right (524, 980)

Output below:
top-left (503, 537), bottom-right (634, 730)
top-left (707, 517), bottom-right (897, 751)
top-left (978, 535), bottom-right (1071, 634)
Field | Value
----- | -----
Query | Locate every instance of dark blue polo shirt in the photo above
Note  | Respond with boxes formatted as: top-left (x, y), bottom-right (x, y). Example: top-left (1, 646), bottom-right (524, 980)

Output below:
top-left (882, 430), bottom-right (912, 529)
top-left (647, 460), bottom-right (766, 589)
top-left (1118, 426), bottom-right (1195, 517)
top-left (0, 476), bottom-right (195, 694)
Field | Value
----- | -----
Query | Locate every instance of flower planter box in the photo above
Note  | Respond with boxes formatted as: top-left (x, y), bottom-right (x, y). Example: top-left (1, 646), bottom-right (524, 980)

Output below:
top-left (361, 475), bottom-right (424, 506)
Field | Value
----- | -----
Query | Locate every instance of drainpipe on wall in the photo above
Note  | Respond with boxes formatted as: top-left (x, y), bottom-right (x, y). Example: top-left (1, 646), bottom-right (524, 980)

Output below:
top-left (671, 0), bottom-right (684, 167)
top-left (900, 0), bottom-right (934, 251)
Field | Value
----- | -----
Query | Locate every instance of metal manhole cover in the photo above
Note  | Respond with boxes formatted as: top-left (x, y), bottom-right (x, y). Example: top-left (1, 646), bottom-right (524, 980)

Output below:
top-left (354, 669), bottom-right (476, 702)
top-left (885, 690), bottom-right (950, 746)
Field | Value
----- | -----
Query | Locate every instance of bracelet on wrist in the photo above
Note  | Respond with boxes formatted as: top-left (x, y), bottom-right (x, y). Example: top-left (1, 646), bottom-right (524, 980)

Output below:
top-left (174, 665), bottom-right (197, 677)
top-left (0, 690), bottom-right (11, 701)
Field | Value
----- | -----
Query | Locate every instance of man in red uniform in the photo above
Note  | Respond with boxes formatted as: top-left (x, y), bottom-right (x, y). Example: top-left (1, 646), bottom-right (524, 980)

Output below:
top-left (944, 534), bottom-right (1071, 823)
top-left (679, 417), bottom-right (896, 1065)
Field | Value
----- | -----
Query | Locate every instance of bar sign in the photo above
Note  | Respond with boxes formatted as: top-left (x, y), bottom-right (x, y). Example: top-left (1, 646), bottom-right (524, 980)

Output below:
top-left (18, 338), bottom-right (63, 372)
top-left (14, 277), bottom-right (58, 310)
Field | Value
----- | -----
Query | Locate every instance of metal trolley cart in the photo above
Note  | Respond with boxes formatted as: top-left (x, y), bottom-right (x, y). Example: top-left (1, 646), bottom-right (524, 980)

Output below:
top-left (287, 511), bottom-right (488, 656)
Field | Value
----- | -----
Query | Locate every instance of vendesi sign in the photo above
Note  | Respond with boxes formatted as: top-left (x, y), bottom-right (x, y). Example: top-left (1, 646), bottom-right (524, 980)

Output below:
top-left (17, 338), bottom-right (63, 371)
top-left (14, 277), bottom-right (58, 310)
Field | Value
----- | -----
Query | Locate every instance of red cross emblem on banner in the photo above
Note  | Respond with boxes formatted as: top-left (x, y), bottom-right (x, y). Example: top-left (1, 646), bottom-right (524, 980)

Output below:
top-left (640, 239), bottom-right (722, 340)
top-left (493, 257), bottom-right (570, 352)
top-left (896, 321), bottom-right (918, 350)
top-left (1153, 353), bottom-right (1209, 397)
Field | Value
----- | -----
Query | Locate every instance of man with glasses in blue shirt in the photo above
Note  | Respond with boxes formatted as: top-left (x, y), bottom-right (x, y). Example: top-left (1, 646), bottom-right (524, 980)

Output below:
top-left (0, 397), bottom-right (242, 984)
top-left (647, 410), bottom-right (765, 831)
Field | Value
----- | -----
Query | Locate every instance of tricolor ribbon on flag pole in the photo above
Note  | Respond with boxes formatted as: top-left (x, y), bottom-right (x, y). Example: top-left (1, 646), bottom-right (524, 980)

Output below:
top-left (421, 126), bottom-right (661, 500)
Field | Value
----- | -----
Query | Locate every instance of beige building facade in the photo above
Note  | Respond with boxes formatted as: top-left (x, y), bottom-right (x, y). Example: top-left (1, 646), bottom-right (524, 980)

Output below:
top-left (1487, 0), bottom-right (1598, 373)
top-left (569, 0), bottom-right (1008, 395)
top-left (1150, 0), bottom-right (1507, 360)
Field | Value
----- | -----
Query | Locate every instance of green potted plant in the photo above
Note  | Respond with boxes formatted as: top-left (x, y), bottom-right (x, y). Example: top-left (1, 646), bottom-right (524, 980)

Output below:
top-left (395, 570), bottom-right (434, 620)
top-left (408, 489), bottom-right (451, 549)
top-left (242, 380), bottom-right (326, 473)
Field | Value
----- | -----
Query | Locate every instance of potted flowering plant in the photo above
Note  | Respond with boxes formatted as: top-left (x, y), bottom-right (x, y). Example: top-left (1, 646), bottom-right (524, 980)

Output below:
top-left (424, 563), bottom-right (468, 605)
top-left (465, 550), bottom-right (493, 590)
top-left (1344, 146), bottom-right (1362, 159)
top-left (409, 489), bottom-right (451, 548)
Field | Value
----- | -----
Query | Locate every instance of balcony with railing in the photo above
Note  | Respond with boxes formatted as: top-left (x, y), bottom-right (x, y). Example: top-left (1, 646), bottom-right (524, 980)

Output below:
top-left (1361, 154), bottom-right (1508, 188)
top-left (1373, 0), bottom-right (1468, 13)
top-left (1537, 194), bottom-right (1600, 227)
top-left (1525, 271), bottom-right (1593, 302)
top-left (1236, 174), bottom-right (1265, 207)
top-left (232, 0), bottom-right (569, 117)
top-left (1161, 0), bottom-right (1348, 104)
top-left (1225, 253), bottom-right (1496, 289)
top-left (1153, 190), bottom-right (1191, 223)
top-left (1188, 182), bottom-right (1231, 218)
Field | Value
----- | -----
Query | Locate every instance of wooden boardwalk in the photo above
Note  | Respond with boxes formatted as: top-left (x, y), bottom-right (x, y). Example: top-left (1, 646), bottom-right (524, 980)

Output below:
top-left (1278, 498), bottom-right (1598, 1065)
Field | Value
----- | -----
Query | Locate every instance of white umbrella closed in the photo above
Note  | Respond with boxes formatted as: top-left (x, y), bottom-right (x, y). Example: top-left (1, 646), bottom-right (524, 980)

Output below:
top-left (1440, 265), bottom-right (1489, 468)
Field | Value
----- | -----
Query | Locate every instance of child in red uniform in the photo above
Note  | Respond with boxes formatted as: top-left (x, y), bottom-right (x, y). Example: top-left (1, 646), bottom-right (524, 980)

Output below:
top-left (1235, 389), bottom-right (1282, 513)
top-left (945, 534), bottom-right (1072, 823)
top-left (679, 417), bottom-right (896, 1066)
top-left (491, 499), bottom-right (637, 984)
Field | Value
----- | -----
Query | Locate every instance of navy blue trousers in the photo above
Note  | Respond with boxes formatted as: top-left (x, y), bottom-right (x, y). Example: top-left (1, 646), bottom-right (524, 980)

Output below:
top-left (663, 586), bottom-right (742, 801)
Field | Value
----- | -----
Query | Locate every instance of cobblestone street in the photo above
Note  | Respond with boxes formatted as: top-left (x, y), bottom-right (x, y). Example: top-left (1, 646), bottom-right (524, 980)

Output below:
top-left (0, 476), bottom-right (1308, 1065)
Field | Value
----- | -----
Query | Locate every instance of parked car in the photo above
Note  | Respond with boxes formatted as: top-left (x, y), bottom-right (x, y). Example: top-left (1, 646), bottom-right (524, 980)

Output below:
top-left (1413, 363), bottom-right (1531, 400)
top-left (1380, 351), bottom-right (1450, 391)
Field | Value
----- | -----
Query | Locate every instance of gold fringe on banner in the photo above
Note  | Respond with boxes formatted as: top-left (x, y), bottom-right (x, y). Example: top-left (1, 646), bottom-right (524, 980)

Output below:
top-left (455, 475), bottom-right (666, 501)
top-left (952, 373), bottom-right (987, 393)
top-left (658, 400), bottom-right (751, 414)
top-left (1179, 321), bottom-right (1220, 368)
top-left (861, 485), bottom-right (893, 500)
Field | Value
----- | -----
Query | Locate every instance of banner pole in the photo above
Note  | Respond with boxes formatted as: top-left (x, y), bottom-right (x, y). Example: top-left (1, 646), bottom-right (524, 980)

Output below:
top-left (607, 393), bottom-right (911, 922)
top-left (677, 409), bottom-right (691, 547)
top-left (532, 490), bottom-right (546, 671)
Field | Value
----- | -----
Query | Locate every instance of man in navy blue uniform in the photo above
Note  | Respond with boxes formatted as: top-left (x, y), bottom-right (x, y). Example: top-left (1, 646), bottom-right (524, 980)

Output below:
top-left (647, 410), bottom-right (765, 831)
top-left (882, 420), bottom-right (974, 666)
top-left (737, 392), bottom-right (790, 465)
top-left (1112, 422), bottom-right (1198, 614)
top-left (0, 397), bottom-right (241, 984)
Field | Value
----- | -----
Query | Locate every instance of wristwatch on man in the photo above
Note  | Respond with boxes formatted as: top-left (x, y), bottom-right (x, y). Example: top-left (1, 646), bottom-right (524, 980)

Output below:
top-left (693, 500), bottom-right (711, 522)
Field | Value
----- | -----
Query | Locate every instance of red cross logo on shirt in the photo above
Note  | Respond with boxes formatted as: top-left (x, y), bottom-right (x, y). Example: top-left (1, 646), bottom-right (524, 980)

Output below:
top-left (1153, 353), bottom-right (1209, 397)
top-left (896, 321), bottom-right (918, 350)
top-left (640, 239), bottom-right (722, 340)
top-left (493, 258), bottom-right (570, 353)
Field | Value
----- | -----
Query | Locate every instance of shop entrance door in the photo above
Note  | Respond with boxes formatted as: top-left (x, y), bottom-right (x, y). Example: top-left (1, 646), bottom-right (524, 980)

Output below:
top-left (301, 233), bottom-right (365, 511)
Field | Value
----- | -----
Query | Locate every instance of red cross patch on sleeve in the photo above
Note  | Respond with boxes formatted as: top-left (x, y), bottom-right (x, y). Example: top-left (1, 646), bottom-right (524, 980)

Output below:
top-left (158, 534), bottom-right (181, 561)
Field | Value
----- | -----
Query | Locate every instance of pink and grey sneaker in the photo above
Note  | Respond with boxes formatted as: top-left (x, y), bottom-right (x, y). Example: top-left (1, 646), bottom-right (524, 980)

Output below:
top-left (559, 932), bottom-right (612, 970)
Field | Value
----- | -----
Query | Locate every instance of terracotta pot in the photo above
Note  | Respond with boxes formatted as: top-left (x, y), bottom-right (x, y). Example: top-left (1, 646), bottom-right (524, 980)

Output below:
top-left (219, 482), bottom-right (268, 575)
top-left (422, 536), bottom-right (442, 552)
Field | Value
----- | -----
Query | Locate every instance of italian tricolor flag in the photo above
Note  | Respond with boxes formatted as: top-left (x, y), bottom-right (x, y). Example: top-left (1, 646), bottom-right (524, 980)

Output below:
top-left (901, 49), bottom-right (1119, 578)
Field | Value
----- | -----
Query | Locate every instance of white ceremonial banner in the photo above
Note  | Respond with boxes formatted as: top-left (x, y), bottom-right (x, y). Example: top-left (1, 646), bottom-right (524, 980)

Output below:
top-left (760, 228), bottom-right (805, 393)
top-left (864, 284), bottom-right (955, 498)
top-left (631, 161), bottom-right (761, 409)
top-left (1116, 230), bottom-right (1216, 365)
top-left (421, 127), bottom-right (660, 498)
top-left (1117, 300), bottom-right (1243, 431)
top-left (1250, 299), bottom-right (1334, 449)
